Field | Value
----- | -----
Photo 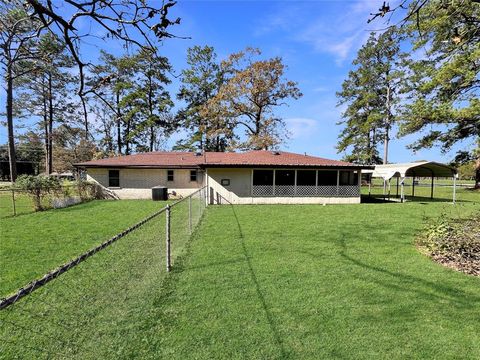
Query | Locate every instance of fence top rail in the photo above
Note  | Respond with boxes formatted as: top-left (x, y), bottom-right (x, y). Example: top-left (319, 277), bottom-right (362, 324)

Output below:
top-left (169, 186), bottom-right (206, 207)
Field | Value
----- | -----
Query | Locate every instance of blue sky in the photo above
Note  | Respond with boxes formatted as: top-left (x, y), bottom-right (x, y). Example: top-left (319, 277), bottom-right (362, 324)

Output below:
top-left (1, 0), bottom-right (474, 163)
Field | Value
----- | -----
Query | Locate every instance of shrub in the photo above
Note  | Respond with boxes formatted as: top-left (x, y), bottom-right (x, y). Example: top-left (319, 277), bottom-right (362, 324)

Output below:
top-left (417, 213), bottom-right (480, 276)
top-left (76, 179), bottom-right (97, 201)
top-left (15, 175), bottom-right (62, 211)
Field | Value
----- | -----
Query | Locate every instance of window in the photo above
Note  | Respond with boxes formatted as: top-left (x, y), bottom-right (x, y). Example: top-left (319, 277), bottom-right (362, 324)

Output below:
top-left (317, 171), bottom-right (337, 186)
top-left (275, 170), bottom-right (295, 185)
top-left (296, 170), bottom-right (316, 186)
top-left (108, 170), bottom-right (120, 187)
top-left (190, 170), bottom-right (197, 182)
top-left (167, 170), bottom-right (174, 182)
top-left (253, 170), bottom-right (273, 185)
top-left (339, 171), bottom-right (357, 185)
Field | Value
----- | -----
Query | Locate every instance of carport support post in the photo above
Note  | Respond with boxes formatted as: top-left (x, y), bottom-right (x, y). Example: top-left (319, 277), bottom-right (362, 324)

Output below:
top-left (400, 178), bottom-right (405, 203)
top-left (412, 176), bottom-right (415, 197)
top-left (396, 177), bottom-right (399, 198)
top-left (166, 204), bottom-right (171, 272)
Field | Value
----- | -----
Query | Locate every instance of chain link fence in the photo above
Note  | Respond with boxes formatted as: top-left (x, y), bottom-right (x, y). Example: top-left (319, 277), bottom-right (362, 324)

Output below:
top-left (0, 187), bottom-right (206, 359)
top-left (0, 184), bottom-right (102, 218)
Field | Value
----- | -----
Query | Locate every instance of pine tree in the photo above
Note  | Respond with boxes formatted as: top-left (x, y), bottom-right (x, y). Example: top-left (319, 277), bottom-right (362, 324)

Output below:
top-left (397, 1), bottom-right (480, 187)
top-left (176, 46), bottom-right (229, 151)
top-left (337, 28), bottom-right (404, 164)
top-left (0, 2), bottom-right (41, 181)
top-left (17, 33), bottom-right (77, 174)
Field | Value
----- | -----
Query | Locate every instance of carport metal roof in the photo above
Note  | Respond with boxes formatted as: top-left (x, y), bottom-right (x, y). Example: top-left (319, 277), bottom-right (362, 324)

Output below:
top-left (363, 161), bottom-right (457, 203)
top-left (365, 161), bottom-right (457, 181)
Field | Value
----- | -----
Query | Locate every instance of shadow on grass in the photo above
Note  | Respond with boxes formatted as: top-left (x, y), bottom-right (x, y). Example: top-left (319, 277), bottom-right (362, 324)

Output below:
top-left (226, 201), bottom-right (287, 359)
top-left (336, 234), bottom-right (480, 309)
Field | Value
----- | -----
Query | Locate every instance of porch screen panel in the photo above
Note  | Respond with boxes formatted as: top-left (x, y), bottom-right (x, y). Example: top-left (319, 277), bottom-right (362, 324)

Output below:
top-left (252, 170), bottom-right (274, 196)
top-left (253, 170), bottom-right (274, 185)
top-left (339, 171), bottom-right (360, 196)
top-left (339, 171), bottom-right (355, 185)
top-left (317, 171), bottom-right (337, 185)
top-left (296, 170), bottom-right (316, 185)
top-left (275, 170), bottom-right (295, 196)
top-left (296, 170), bottom-right (316, 196)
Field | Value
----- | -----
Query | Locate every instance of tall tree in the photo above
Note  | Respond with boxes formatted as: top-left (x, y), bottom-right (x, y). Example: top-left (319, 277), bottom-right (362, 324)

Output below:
top-left (205, 48), bottom-right (302, 150)
top-left (337, 28), bottom-right (404, 164)
top-left (370, 0), bottom-right (480, 187)
top-left (0, 2), bottom-right (40, 181)
top-left (17, 33), bottom-right (77, 174)
top-left (91, 51), bottom-right (137, 155)
top-left (16, 0), bottom-right (180, 137)
top-left (176, 45), bottom-right (229, 151)
top-left (126, 49), bottom-right (174, 152)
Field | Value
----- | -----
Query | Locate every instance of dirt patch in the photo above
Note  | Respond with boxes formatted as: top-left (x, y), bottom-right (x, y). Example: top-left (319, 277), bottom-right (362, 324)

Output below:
top-left (417, 214), bottom-right (480, 276)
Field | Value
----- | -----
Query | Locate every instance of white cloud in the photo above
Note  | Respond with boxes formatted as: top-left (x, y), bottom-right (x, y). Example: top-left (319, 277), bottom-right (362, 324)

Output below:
top-left (312, 86), bottom-right (329, 93)
top-left (255, 0), bottom-right (378, 65)
top-left (285, 117), bottom-right (319, 139)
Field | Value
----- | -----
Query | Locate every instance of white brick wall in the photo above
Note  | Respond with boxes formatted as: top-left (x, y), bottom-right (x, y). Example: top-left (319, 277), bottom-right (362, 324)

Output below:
top-left (86, 167), bottom-right (203, 199)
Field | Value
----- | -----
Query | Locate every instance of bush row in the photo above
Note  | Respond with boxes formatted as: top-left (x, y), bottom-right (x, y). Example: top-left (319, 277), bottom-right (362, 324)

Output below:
top-left (14, 175), bottom-right (99, 211)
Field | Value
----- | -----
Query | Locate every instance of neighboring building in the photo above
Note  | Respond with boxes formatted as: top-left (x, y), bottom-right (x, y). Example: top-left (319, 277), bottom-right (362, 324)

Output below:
top-left (75, 151), bottom-right (373, 204)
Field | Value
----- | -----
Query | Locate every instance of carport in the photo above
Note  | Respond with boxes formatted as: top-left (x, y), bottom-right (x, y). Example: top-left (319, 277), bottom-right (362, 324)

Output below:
top-left (365, 161), bottom-right (458, 203)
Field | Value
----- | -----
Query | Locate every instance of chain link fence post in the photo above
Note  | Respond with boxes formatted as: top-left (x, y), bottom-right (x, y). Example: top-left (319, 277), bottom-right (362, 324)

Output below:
top-left (188, 196), bottom-right (192, 235)
top-left (11, 189), bottom-right (16, 217)
top-left (166, 204), bottom-right (171, 272)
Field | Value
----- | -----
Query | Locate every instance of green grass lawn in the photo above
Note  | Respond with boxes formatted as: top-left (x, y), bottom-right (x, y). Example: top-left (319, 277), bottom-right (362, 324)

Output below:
top-left (0, 199), bottom-right (168, 297)
top-left (0, 190), bottom-right (36, 218)
top-left (1, 190), bottom-right (479, 359)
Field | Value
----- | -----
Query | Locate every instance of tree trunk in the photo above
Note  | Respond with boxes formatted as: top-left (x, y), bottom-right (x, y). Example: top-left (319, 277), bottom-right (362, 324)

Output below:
top-left (6, 63), bottom-right (17, 182)
top-left (47, 72), bottom-right (53, 174)
top-left (383, 85), bottom-right (391, 165)
top-left (43, 91), bottom-right (49, 174)
top-left (116, 91), bottom-right (122, 155)
top-left (149, 125), bottom-right (155, 152)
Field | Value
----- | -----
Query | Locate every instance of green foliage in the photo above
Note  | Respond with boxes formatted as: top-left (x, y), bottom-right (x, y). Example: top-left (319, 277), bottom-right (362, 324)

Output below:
top-left (176, 45), bottom-right (231, 151)
top-left (75, 179), bottom-right (97, 201)
top-left (337, 28), bottom-right (404, 164)
top-left (15, 175), bottom-right (61, 211)
top-left (92, 49), bottom-right (174, 154)
top-left (398, 0), bottom-right (480, 171)
top-left (457, 161), bottom-right (476, 180)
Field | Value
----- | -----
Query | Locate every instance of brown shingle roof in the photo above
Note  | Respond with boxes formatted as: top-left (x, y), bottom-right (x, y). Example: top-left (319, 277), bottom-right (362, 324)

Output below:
top-left (75, 150), bottom-right (368, 169)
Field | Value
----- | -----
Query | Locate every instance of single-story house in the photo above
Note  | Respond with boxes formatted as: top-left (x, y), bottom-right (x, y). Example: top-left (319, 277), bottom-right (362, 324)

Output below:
top-left (75, 150), bottom-right (373, 204)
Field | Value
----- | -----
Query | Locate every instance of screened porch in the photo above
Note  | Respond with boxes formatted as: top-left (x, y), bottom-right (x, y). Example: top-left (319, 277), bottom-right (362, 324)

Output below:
top-left (251, 169), bottom-right (360, 197)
